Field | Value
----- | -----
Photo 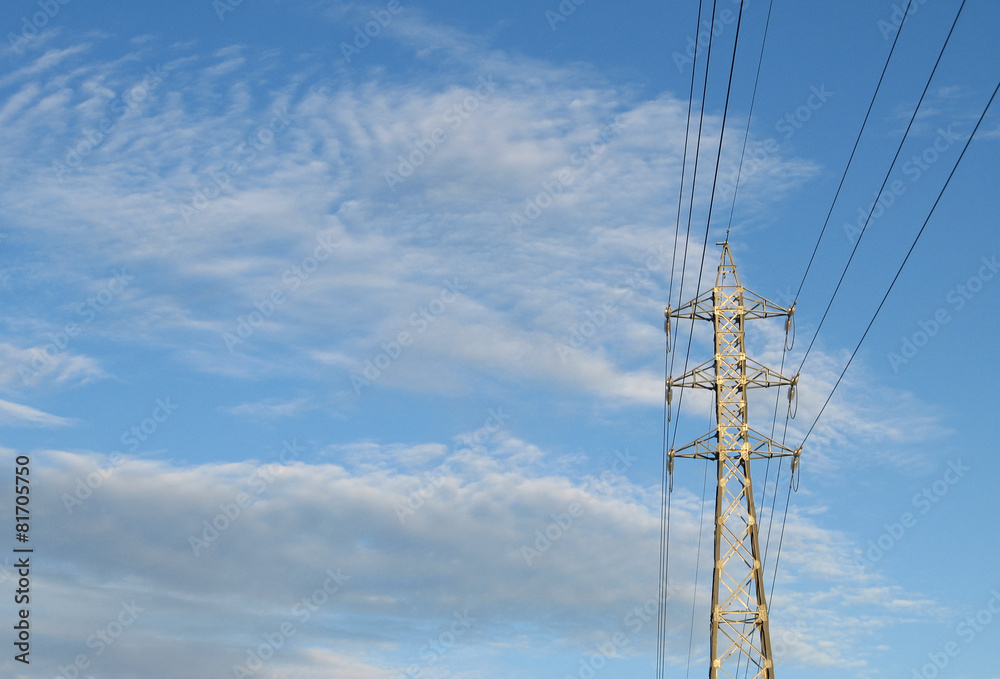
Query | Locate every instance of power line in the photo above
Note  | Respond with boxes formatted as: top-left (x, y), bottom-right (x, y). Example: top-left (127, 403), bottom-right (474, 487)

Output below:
top-left (755, 2), bottom-right (991, 659)
top-left (684, 455), bottom-right (711, 679)
top-left (657, 0), bottom-right (996, 675)
top-left (765, 0), bottom-right (973, 639)
top-left (671, 1), bottom-right (723, 671)
top-left (795, 0), bottom-right (968, 376)
top-left (703, 0), bottom-right (746, 238)
top-left (667, 0), bottom-right (709, 314)
top-left (661, 3), bottom-right (756, 675)
top-left (724, 0), bottom-right (775, 241)
top-left (798, 74), bottom-right (999, 449)
top-left (659, 0), bottom-right (709, 675)
top-left (667, 0), bottom-right (720, 395)
top-left (670, 0), bottom-right (746, 453)
top-left (766, 412), bottom-right (795, 605)
top-left (791, 0), bottom-right (916, 305)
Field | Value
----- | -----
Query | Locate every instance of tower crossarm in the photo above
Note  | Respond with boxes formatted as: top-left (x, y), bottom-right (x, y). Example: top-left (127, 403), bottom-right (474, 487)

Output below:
top-left (669, 430), bottom-right (718, 461)
top-left (664, 289), bottom-right (715, 322)
top-left (743, 358), bottom-right (797, 390)
top-left (744, 428), bottom-right (800, 460)
top-left (667, 357), bottom-right (796, 391)
top-left (665, 357), bottom-right (716, 390)
top-left (739, 290), bottom-right (793, 321)
top-left (669, 428), bottom-right (800, 462)
top-left (664, 288), bottom-right (792, 324)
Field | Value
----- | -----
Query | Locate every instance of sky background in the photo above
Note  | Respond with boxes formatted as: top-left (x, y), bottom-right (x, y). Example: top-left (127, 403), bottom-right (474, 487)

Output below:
top-left (0, 0), bottom-right (998, 678)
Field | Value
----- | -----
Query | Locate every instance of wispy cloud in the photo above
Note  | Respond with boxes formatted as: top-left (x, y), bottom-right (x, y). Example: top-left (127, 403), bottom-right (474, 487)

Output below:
top-left (222, 397), bottom-right (314, 419)
top-left (0, 398), bottom-right (75, 426)
top-left (4, 438), bottom-right (935, 677)
top-left (0, 27), bottom-right (823, 409)
top-left (0, 342), bottom-right (106, 389)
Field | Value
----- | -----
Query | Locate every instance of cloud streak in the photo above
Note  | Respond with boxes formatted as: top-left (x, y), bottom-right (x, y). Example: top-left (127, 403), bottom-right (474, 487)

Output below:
top-left (0, 25), bottom-right (821, 407)
top-left (0, 437), bottom-right (938, 678)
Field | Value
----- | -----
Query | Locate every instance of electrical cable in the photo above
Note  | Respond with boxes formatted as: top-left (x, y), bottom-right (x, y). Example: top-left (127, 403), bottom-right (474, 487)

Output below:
top-left (659, 1), bottom-right (709, 675)
top-left (666, 5), bottom-right (751, 670)
top-left (764, 66), bottom-right (993, 608)
top-left (770, 64), bottom-right (999, 613)
top-left (684, 433), bottom-right (712, 679)
top-left (702, 0), bottom-right (746, 237)
top-left (769, 0), bottom-right (974, 626)
top-left (797, 75), bottom-right (999, 450)
top-left (670, 0), bottom-right (744, 453)
top-left (764, 388), bottom-right (795, 605)
top-left (790, 0), bottom-right (915, 305)
top-left (795, 0), bottom-right (968, 376)
top-left (668, 0), bottom-right (708, 315)
top-left (657, 341), bottom-right (671, 679)
top-left (667, 0), bottom-right (720, 403)
top-left (657, 0), bottom-right (996, 672)
top-left (724, 0), bottom-right (775, 242)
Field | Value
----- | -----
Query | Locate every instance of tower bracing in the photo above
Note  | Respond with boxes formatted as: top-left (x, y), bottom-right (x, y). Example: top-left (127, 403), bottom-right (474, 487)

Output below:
top-left (665, 243), bottom-right (801, 679)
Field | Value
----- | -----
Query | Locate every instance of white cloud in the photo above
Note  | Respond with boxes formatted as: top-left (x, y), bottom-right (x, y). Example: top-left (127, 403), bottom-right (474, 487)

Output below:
top-left (0, 44), bottom-right (92, 88)
top-left (2, 438), bottom-right (937, 678)
top-left (0, 8), bottom-right (990, 679)
top-left (0, 27), bottom-right (823, 408)
top-left (0, 342), bottom-right (106, 389)
top-left (0, 398), bottom-right (74, 427)
top-left (222, 397), bottom-right (317, 419)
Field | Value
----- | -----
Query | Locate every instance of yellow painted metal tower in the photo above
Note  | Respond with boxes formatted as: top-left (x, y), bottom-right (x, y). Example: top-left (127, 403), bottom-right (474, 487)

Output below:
top-left (665, 243), bottom-right (801, 678)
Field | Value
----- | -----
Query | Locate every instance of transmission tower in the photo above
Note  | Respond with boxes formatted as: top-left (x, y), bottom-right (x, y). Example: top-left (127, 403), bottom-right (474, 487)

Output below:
top-left (665, 242), bottom-right (801, 679)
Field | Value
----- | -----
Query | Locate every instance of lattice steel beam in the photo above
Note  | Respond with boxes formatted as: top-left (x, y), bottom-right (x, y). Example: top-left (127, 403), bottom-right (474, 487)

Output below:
top-left (665, 243), bottom-right (801, 679)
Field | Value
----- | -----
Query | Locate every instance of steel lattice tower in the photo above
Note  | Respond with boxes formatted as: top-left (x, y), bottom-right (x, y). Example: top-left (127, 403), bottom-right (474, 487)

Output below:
top-left (665, 243), bottom-right (801, 679)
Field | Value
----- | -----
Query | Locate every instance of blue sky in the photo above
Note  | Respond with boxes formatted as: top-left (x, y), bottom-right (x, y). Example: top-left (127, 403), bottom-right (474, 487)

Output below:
top-left (0, 0), bottom-right (998, 677)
